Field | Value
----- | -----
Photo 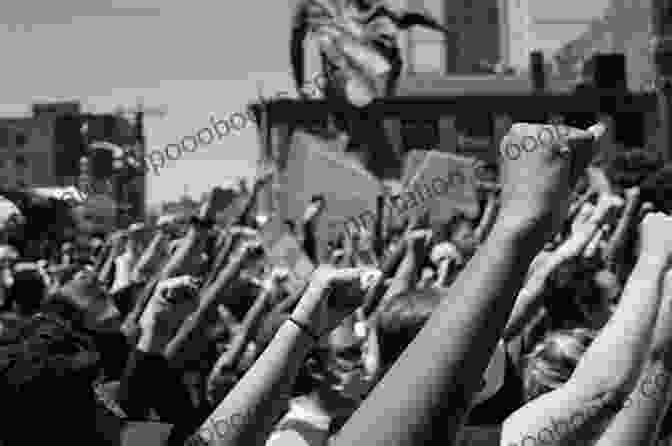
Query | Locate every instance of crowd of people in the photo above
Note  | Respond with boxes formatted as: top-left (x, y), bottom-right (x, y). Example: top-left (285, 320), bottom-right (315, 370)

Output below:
top-left (2, 119), bottom-right (672, 446)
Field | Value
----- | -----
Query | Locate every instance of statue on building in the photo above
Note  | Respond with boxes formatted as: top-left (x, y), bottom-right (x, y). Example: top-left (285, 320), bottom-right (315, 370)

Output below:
top-left (290, 0), bottom-right (454, 179)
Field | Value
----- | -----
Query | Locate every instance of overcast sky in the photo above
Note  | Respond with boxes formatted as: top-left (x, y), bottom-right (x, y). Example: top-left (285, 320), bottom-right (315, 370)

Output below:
top-left (0, 0), bottom-right (611, 204)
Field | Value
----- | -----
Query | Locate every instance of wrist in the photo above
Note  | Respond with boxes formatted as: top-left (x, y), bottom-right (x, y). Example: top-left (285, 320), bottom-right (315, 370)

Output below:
top-left (137, 330), bottom-right (171, 354)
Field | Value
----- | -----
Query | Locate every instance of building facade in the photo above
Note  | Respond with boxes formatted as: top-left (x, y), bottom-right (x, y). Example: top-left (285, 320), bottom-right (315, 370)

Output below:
top-left (0, 116), bottom-right (56, 190)
top-left (402, 0), bottom-right (502, 74)
top-left (554, 0), bottom-right (654, 91)
top-left (0, 102), bottom-right (146, 225)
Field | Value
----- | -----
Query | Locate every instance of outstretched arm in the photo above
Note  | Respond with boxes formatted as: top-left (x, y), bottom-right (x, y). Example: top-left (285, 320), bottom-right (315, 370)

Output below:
top-left (389, 8), bottom-right (453, 34)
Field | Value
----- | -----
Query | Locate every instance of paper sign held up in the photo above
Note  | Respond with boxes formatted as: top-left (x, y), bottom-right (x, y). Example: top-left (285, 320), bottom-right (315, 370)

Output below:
top-left (404, 151), bottom-right (480, 222)
top-left (283, 131), bottom-right (383, 240)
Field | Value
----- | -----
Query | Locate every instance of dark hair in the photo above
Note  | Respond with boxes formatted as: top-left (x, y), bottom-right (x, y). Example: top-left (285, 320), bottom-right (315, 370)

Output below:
top-left (640, 163), bottom-right (672, 213)
top-left (375, 287), bottom-right (442, 367)
top-left (7, 269), bottom-right (46, 316)
top-left (606, 148), bottom-right (662, 190)
top-left (255, 311), bottom-right (328, 396)
top-left (0, 312), bottom-right (101, 444)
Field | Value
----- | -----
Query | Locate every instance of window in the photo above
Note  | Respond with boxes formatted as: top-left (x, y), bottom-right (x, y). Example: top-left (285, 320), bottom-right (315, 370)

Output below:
top-left (15, 133), bottom-right (27, 147)
top-left (15, 155), bottom-right (27, 168)
top-left (0, 128), bottom-right (8, 148)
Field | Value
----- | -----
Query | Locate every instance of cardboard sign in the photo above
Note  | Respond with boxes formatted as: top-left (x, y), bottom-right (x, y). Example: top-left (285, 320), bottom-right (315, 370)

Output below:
top-left (404, 151), bottom-right (480, 222)
top-left (282, 131), bottom-right (383, 241)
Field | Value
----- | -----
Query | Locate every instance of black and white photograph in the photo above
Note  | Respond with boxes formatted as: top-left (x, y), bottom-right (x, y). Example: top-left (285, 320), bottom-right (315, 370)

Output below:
top-left (1, 1), bottom-right (672, 445)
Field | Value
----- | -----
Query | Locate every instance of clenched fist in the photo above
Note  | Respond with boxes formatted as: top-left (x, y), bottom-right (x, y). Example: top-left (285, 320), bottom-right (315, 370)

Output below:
top-left (497, 122), bottom-right (606, 236)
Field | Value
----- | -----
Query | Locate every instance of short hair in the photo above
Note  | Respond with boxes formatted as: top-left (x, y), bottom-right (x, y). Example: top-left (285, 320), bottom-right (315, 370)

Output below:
top-left (375, 287), bottom-right (443, 368)
top-left (640, 163), bottom-right (672, 213)
top-left (521, 327), bottom-right (596, 402)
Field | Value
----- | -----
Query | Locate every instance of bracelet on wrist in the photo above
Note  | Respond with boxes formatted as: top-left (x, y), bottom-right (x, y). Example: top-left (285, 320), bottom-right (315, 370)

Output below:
top-left (288, 317), bottom-right (321, 343)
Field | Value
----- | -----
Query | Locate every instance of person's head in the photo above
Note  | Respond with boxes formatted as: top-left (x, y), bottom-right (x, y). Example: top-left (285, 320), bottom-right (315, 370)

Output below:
top-left (0, 312), bottom-right (104, 445)
top-left (49, 270), bottom-right (121, 332)
top-left (522, 328), bottom-right (597, 403)
top-left (606, 148), bottom-right (662, 192)
top-left (7, 264), bottom-right (46, 316)
top-left (640, 163), bottom-right (672, 213)
top-left (370, 287), bottom-right (443, 373)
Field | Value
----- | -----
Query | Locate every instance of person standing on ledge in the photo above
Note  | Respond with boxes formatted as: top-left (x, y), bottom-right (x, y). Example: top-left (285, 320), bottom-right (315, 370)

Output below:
top-left (290, 0), bottom-right (455, 180)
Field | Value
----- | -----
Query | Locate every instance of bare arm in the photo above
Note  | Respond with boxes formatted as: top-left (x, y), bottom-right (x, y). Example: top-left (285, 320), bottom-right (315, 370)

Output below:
top-left (472, 192), bottom-right (499, 244)
top-left (331, 122), bottom-right (605, 446)
top-left (594, 270), bottom-right (672, 446)
top-left (603, 187), bottom-right (641, 268)
top-left (502, 213), bottom-right (672, 446)
top-left (191, 267), bottom-right (366, 446)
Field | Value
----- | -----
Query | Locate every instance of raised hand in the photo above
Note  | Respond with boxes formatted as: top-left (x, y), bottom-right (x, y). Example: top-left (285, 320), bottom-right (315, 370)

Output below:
top-left (404, 229), bottom-right (432, 258)
top-left (138, 275), bottom-right (201, 350)
top-left (291, 266), bottom-right (373, 339)
top-left (497, 122), bottom-right (606, 237)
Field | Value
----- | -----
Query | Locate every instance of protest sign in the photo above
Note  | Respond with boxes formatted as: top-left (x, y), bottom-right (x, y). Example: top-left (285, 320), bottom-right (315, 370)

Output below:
top-left (282, 131), bottom-right (383, 241)
top-left (404, 151), bottom-right (480, 222)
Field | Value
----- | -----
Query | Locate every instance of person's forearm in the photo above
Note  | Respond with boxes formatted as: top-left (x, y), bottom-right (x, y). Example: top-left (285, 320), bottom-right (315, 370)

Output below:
top-left (361, 243), bottom-right (405, 318)
top-left (595, 358), bottom-right (672, 446)
top-left (132, 232), bottom-right (167, 281)
top-left (569, 255), bottom-right (668, 396)
top-left (98, 252), bottom-right (117, 286)
top-left (333, 219), bottom-right (544, 446)
top-left (502, 256), bottom-right (561, 341)
top-left (302, 220), bottom-right (319, 265)
top-left (164, 256), bottom-right (246, 365)
top-left (204, 232), bottom-right (238, 287)
top-left (377, 249), bottom-right (420, 306)
top-left (160, 224), bottom-right (210, 279)
top-left (196, 320), bottom-right (314, 446)
top-left (472, 196), bottom-right (498, 243)
top-left (209, 289), bottom-right (272, 378)
top-left (604, 198), bottom-right (639, 266)
top-left (235, 185), bottom-right (262, 228)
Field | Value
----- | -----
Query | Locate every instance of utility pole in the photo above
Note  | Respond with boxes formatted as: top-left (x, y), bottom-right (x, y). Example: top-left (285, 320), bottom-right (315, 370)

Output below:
top-left (653, 0), bottom-right (672, 161)
top-left (114, 99), bottom-right (167, 223)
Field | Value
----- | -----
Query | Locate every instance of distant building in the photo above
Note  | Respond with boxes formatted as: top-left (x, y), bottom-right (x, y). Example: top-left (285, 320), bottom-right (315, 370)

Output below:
top-left (0, 116), bottom-right (56, 189)
top-left (0, 101), bottom-right (146, 225)
top-left (401, 0), bottom-right (501, 75)
top-left (553, 0), bottom-right (654, 91)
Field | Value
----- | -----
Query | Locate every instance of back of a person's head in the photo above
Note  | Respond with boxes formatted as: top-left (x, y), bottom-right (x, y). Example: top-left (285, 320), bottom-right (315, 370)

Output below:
top-left (522, 327), bottom-right (596, 403)
top-left (606, 148), bottom-right (662, 190)
top-left (8, 267), bottom-right (46, 316)
top-left (375, 287), bottom-right (442, 368)
top-left (641, 163), bottom-right (672, 213)
top-left (0, 312), bottom-right (101, 444)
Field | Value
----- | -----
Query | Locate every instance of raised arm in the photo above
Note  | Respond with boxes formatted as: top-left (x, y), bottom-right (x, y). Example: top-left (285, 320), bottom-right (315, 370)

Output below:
top-left (603, 186), bottom-right (641, 269)
top-left (503, 195), bottom-right (622, 341)
top-left (331, 122), bottom-right (605, 446)
top-left (595, 269), bottom-right (672, 446)
top-left (189, 266), bottom-right (369, 446)
top-left (502, 212), bottom-right (672, 446)
top-left (163, 240), bottom-right (263, 367)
